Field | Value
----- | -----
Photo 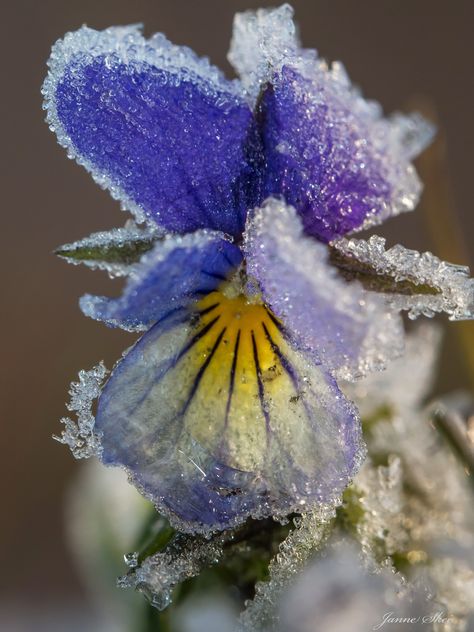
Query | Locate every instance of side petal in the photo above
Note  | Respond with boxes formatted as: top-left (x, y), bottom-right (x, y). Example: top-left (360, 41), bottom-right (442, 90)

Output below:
top-left (244, 198), bottom-right (404, 381)
top-left (43, 25), bottom-right (263, 237)
top-left (95, 290), bottom-right (364, 533)
top-left (80, 231), bottom-right (242, 331)
top-left (229, 6), bottom-right (434, 242)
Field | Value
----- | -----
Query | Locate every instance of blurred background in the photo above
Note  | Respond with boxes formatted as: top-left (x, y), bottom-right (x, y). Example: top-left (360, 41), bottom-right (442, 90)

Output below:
top-left (1, 0), bottom-right (472, 628)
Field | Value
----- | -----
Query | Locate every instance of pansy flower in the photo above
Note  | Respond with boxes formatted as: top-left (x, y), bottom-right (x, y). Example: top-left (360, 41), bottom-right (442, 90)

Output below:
top-left (44, 5), bottom-right (473, 533)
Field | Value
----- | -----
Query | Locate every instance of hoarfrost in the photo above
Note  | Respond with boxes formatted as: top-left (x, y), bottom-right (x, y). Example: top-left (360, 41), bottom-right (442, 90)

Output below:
top-left (54, 362), bottom-right (107, 458)
top-left (238, 506), bottom-right (336, 631)
top-left (333, 235), bottom-right (474, 320)
top-left (118, 533), bottom-right (225, 611)
top-left (228, 4), bottom-right (301, 100)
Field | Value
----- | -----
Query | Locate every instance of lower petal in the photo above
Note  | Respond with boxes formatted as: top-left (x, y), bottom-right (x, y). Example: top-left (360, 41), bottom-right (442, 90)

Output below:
top-left (95, 285), bottom-right (364, 533)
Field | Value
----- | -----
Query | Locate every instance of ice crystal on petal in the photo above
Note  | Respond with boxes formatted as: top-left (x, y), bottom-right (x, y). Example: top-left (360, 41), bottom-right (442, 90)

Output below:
top-left (244, 198), bottom-right (404, 381)
top-left (119, 534), bottom-right (225, 611)
top-left (228, 4), bottom-right (301, 100)
top-left (56, 221), bottom-right (160, 278)
top-left (238, 506), bottom-right (335, 631)
top-left (54, 363), bottom-right (107, 458)
top-left (333, 235), bottom-right (474, 320)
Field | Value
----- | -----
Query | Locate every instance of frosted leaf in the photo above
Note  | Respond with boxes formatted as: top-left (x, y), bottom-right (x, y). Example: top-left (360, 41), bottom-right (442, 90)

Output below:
top-left (56, 221), bottom-right (160, 278)
top-left (119, 533), bottom-right (225, 611)
top-left (54, 362), bottom-right (107, 458)
top-left (238, 506), bottom-right (335, 631)
top-left (244, 198), bottom-right (404, 381)
top-left (342, 323), bottom-right (442, 417)
top-left (333, 235), bottom-right (474, 320)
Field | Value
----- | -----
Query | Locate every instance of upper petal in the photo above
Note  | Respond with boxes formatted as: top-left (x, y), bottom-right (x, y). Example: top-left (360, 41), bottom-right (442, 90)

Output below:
top-left (230, 6), bottom-right (434, 242)
top-left (244, 198), bottom-right (404, 381)
top-left (80, 230), bottom-right (242, 331)
top-left (43, 25), bottom-right (263, 237)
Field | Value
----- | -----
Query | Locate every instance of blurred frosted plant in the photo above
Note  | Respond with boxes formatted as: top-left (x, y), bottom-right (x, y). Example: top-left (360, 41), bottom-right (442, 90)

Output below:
top-left (67, 462), bottom-right (151, 631)
top-left (43, 3), bottom-right (474, 628)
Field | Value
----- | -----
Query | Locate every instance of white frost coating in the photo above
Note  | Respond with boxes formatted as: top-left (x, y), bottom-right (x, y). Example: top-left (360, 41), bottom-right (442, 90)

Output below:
top-left (245, 198), bottom-right (404, 381)
top-left (119, 535), bottom-right (225, 611)
top-left (342, 323), bottom-right (442, 418)
top-left (333, 235), bottom-right (474, 320)
top-left (57, 221), bottom-right (161, 278)
top-left (54, 363), bottom-right (107, 458)
top-left (238, 506), bottom-right (335, 631)
top-left (42, 24), bottom-right (243, 224)
top-left (228, 4), bottom-right (302, 100)
top-left (79, 228), bottom-right (230, 332)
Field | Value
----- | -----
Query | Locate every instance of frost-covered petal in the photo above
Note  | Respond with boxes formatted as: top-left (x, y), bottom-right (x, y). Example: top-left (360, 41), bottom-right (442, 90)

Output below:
top-left (244, 199), bottom-right (404, 381)
top-left (95, 289), bottom-right (364, 533)
top-left (80, 231), bottom-right (242, 331)
top-left (333, 235), bottom-right (474, 321)
top-left (43, 25), bottom-right (263, 237)
top-left (230, 6), bottom-right (433, 242)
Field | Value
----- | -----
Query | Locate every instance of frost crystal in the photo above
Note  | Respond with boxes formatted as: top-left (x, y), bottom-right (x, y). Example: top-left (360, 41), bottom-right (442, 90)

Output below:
top-left (238, 506), bottom-right (335, 631)
top-left (228, 4), bottom-right (301, 100)
top-left (333, 235), bottom-right (474, 320)
top-left (54, 363), bottom-right (107, 458)
top-left (119, 534), bottom-right (225, 611)
top-left (56, 221), bottom-right (160, 277)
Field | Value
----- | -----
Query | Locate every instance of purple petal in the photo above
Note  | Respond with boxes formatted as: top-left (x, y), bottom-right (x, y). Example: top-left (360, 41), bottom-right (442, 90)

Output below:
top-left (43, 25), bottom-right (263, 237)
top-left (244, 198), bottom-right (404, 381)
top-left (95, 287), bottom-right (364, 533)
top-left (80, 231), bottom-right (242, 331)
top-left (230, 7), bottom-right (433, 242)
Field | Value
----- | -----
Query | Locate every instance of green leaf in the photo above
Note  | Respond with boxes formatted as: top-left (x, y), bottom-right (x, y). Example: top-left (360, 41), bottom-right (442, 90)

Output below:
top-left (55, 237), bottom-right (157, 265)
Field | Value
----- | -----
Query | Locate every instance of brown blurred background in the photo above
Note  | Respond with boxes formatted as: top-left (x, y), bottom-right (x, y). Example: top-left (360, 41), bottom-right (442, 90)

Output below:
top-left (1, 0), bottom-right (473, 627)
